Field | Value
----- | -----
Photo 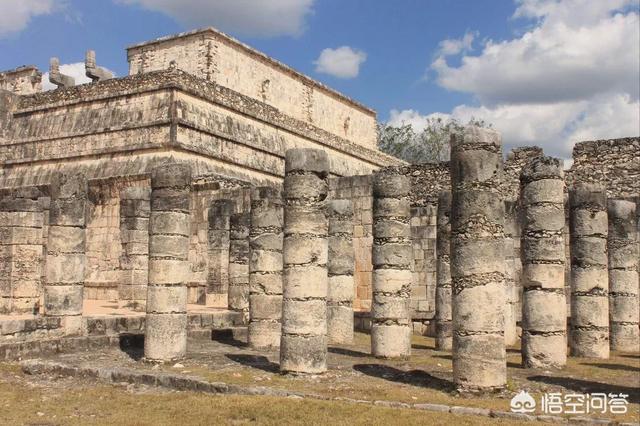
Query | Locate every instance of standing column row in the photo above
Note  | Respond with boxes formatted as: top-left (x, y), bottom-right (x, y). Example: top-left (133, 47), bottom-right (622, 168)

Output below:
top-left (450, 126), bottom-right (506, 391)
top-left (119, 186), bottom-right (150, 311)
top-left (206, 199), bottom-right (233, 307)
top-left (248, 187), bottom-right (284, 350)
top-left (44, 173), bottom-right (87, 335)
top-left (327, 199), bottom-right (355, 345)
top-left (144, 164), bottom-right (191, 362)
top-left (607, 199), bottom-right (639, 352)
top-left (520, 156), bottom-right (566, 368)
top-left (280, 149), bottom-right (329, 374)
top-left (435, 191), bottom-right (452, 351)
top-left (0, 188), bottom-right (44, 315)
top-left (228, 210), bottom-right (250, 319)
top-left (569, 183), bottom-right (609, 359)
top-left (371, 169), bottom-right (412, 359)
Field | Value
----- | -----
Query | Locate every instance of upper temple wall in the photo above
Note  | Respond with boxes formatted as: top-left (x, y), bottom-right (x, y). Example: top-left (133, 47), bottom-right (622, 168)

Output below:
top-left (126, 28), bottom-right (377, 149)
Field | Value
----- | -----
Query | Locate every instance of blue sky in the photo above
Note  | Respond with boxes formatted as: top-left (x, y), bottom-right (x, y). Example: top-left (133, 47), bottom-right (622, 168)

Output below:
top-left (1, 0), bottom-right (639, 159)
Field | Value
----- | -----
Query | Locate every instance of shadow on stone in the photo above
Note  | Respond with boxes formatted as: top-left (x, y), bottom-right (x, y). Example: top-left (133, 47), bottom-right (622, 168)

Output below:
top-left (412, 344), bottom-right (435, 351)
top-left (528, 375), bottom-right (639, 404)
top-left (582, 362), bottom-right (640, 373)
top-left (506, 348), bottom-right (521, 354)
top-left (225, 354), bottom-right (279, 373)
top-left (619, 354), bottom-right (639, 360)
top-left (353, 364), bottom-right (454, 392)
top-left (119, 333), bottom-right (144, 361)
top-left (211, 329), bottom-right (246, 348)
top-left (328, 347), bottom-right (370, 358)
top-left (433, 354), bottom-right (452, 361)
top-left (507, 361), bottom-right (523, 369)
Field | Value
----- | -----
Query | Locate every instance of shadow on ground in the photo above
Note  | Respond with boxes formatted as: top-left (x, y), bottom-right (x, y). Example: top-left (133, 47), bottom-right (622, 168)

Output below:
top-left (353, 363), bottom-right (454, 392)
top-left (582, 362), bottom-right (640, 373)
top-left (528, 375), bottom-right (640, 404)
top-left (225, 354), bottom-right (279, 373)
top-left (328, 347), bottom-right (370, 358)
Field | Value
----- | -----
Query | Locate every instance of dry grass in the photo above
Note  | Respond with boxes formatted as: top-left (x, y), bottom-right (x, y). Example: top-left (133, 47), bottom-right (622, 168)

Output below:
top-left (0, 372), bottom-right (533, 426)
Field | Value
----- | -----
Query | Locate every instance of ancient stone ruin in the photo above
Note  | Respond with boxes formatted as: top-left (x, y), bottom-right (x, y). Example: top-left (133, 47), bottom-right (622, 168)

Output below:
top-left (1, 28), bottom-right (638, 398)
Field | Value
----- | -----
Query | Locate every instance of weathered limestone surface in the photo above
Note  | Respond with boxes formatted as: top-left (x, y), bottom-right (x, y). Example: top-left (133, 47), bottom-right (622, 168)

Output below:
top-left (520, 156), bottom-right (566, 368)
top-left (0, 188), bottom-right (45, 314)
top-left (371, 169), bottom-right (412, 358)
top-left (228, 211), bottom-right (250, 318)
top-left (0, 66), bottom-right (42, 95)
top-left (503, 200), bottom-right (518, 346)
top-left (206, 199), bottom-right (234, 307)
top-left (119, 186), bottom-right (150, 310)
top-left (435, 191), bottom-right (452, 351)
top-left (144, 164), bottom-right (191, 362)
top-left (607, 199), bottom-right (639, 352)
top-left (327, 199), bottom-right (354, 344)
top-left (280, 148), bottom-right (329, 374)
top-left (450, 126), bottom-right (506, 391)
top-left (248, 187), bottom-right (284, 350)
top-left (44, 173), bottom-right (87, 335)
top-left (569, 183), bottom-right (609, 359)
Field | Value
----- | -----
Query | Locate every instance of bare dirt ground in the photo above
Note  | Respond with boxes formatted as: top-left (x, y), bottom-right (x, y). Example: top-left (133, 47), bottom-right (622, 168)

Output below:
top-left (0, 332), bottom-right (638, 425)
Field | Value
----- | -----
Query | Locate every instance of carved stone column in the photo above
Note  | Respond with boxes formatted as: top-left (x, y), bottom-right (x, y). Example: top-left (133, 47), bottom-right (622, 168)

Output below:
top-left (450, 126), bottom-right (506, 391)
top-left (280, 149), bottom-right (329, 374)
top-left (144, 164), bottom-right (191, 362)
top-left (371, 169), bottom-right (412, 358)
top-left (248, 187), bottom-right (283, 350)
top-left (521, 156), bottom-right (566, 368)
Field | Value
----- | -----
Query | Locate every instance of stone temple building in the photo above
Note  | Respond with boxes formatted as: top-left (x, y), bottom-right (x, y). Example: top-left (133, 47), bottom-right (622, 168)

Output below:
top-left (0, 28), bottom-right (638, 360)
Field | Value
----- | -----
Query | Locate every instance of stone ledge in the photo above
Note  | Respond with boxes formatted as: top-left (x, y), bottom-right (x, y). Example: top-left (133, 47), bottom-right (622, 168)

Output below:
top-left (18, 359), bottom-right (631, 426)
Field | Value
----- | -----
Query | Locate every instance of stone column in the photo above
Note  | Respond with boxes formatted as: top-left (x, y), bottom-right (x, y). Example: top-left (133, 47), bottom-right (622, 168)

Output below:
top-left (435, 190), bottom-right (452, 351)
top-left (119, 186), bottom-right (150, 311)
top-left (371, 169), bottom-right (412, 359)
top-left (280, 148), bottom-right (329, 374)
top-left (144, 164), bottom-right (191, 362)
top-left (248, 187), bottom-right (284, 350)
top-left (503, 200), bottom-right (519, 346)
top-left (228, 211), bottom-right (250, 319)
top-left (569, 183), bottom-right (609, 359)
top-left (205, 199), bottom-right (233, 307)
top-left (607, 199), bottom-right (639, 352)
top-left (450, 126), bottom-right (506, 391)
top-left (0, 188), bottom-right (44, 314)
top-left (44, 173), bottom-right (87, 335)
top-left (327, 199), bottom-right (355, 344)
top-left (520, 156), bottom-right (566, 368)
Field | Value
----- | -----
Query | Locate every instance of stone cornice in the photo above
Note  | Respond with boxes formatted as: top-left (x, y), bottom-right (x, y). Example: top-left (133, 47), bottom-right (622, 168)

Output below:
top-left (15, 69), bottom-right (403, 169)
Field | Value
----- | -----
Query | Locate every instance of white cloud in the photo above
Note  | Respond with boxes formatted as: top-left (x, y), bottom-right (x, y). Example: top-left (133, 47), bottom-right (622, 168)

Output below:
top-left (42, 62), bottom-right (97, 90)
top-left (115, 0), bottom-right (315, 37)
top-left (314, 46), bottom-right (367, 79)
top-left (0, 0), bottom-right (62, 37)
top-left (389, 93), bottom-right (639, 159)
top-left (398, 0), bottom-right (640, 160)
top-left (431, 0), bottom-right (639, 105)
top-left (437, 31), bottom-right (476, 56)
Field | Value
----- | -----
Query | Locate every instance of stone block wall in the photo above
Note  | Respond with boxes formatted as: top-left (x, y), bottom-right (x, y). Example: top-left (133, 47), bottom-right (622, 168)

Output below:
top-left (567, 137), bottom-right (640, 199)
top-left (330, 175), bottom-right (373, 311)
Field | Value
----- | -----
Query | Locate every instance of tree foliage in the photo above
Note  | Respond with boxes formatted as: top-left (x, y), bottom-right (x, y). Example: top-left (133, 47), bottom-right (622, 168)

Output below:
top-left (377, 117), bottom-right (491, 164)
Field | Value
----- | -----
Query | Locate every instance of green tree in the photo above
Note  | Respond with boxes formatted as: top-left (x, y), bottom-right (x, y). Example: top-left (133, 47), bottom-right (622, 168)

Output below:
top-left (377, 117), bottom-right (491, 164)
